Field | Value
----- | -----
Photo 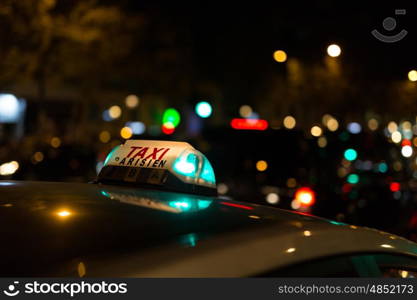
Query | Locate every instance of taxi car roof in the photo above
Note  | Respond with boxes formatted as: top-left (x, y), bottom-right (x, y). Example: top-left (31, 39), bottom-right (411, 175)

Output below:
top-left (1, 180), bottom-right (416, 277)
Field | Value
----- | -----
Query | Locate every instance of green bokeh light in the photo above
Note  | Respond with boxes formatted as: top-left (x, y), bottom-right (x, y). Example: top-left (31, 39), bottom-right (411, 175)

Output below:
top-left (162, 108), bottom-right (181, 127)
top-left (195, 101), bottom-right (212, 118)
top-left (378, 162), bottom-right (388, 173)
top-left (347, 173), bottom-right (359, 184)
top-left (344, 148), bottom-right (357, 161)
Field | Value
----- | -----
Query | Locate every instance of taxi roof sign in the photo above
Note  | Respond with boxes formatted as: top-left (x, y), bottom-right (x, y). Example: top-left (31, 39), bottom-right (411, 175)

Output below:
top-left (98, 140), bottom-right (217, 196)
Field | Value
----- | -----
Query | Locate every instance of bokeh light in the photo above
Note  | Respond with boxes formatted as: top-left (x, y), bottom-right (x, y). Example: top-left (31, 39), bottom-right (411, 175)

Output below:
top-left (50, 137), bottom-right (61, 148)
top-left (195, 101), bottom-right (213, 118)
top-left (327, 44), bottom-right (341, 57)
top-left (32, 152), bottom-right (44, 163)
top-left (0, 161), bottom-right (19, 176)
top-left (266, 192), bottom-right (280, 204)
top-left (344, 149), bottom-right (357, 161)
top-left (347, 173), bottom-right (359, 184)
top-left (408, 70), bottom-right (417, 82)
top-left (239, 105), bottom-right (253, 118)
top-left (162, 122), bottom-right (175, 135)
top-left (108, 105), bottom-right (122, 119)
top-left (126, 121), bottom-right (145, 135)
top-left (390, 182), bottom-right (401, 192)
top-left (326, 118), bottom-right (339, 131)
top-left (125, 94), bottom-right (139, 108)
top-left (317, 136), bottom-right (327, 148)
top-left (393, 161), bottom-right (402, 172)
top-left (56, 210), bottom-right (72, 218)
top-left (310, 126), bottom-right (322, 137)
top-left (273, 50), bottom-right (287, 63)
top-left (217, 183), bottom-right (228, 195)
top-left (120, 127), bottom-right (133, 139)
top-left (391, 131), bottom-right (402, 143)
top-left (99, 130), bottom-right (111, 143)
top-left (286, 178), bottom-right (297, 188)
top-left (401, 145), bottom-right (413, 157)
top-left (368, 118), bottom-right (379, 131)
top-left (291, 199), bottom-right (301, 210)
top-left (402, 121), bottom-right (412, 131)
top-left (102, 110), bottom-right (112, 122)
top-left (0, 94), bottom-right (20, 122)
top-left (230, 118), bottom-right (268, 130)
top-left (401, 139), bottom-right (411, 147)
top-left (162, 108), bottom-right (181, 127)
top-left (347, 122), bottom-right (361, 134)
top-left (283, 115), bottom-right (296, 129)
top-left (256, 160), bottom-right (268, 172)
top-left (378, 162), bottom-right (388, 173)
top-left (294, 187), bottom-right (315, 206)
top-left (322, 114), bottom-right (332, 126)
top-left (387, 122), bottom-right (398, 133)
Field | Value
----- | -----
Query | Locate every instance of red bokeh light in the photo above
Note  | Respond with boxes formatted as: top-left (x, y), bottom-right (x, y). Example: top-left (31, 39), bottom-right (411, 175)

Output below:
top-left (401, 139), bottom-right (412, 147)
top-left (389, 182), bottom-right (400, 192)
top-left (294, 187), bottom-right (316, 206)
top-left (230, 118), bottom-right (268, 130)
top-left (342, 183), bottom-right (352, 194)
top-left (161, 123), bottom-right (175, 135)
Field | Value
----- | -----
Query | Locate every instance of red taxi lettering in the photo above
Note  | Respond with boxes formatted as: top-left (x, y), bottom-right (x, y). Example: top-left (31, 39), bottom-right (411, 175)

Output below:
top-left (133, 147), bottom-right (149, 158)
top-left (127, 146), bottom-right (141, 158)
top-left (144, 148), bottom-right (166, 160)
top-left (158, 148), bottom-right (170, 160)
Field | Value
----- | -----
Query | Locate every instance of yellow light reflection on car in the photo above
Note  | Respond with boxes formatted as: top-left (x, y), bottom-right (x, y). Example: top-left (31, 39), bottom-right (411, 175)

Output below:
top-left (303, 230), bottom-right (312, 237)
top-left (248, 215), bottom-right (261, 220)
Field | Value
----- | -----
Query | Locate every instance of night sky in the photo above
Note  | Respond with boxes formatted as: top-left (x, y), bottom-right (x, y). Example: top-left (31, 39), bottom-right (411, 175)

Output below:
top-left (106, 1), bottom-right (417, 121)
top-left (125, 2), bottom-right (417, 80)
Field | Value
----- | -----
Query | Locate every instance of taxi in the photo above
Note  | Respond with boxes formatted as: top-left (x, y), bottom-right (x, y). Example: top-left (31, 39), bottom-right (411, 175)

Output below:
top-left (1, 140), bottom-right (417, 277)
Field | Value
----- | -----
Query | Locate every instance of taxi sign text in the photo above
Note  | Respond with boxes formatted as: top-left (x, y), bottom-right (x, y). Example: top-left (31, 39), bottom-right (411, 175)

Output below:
top-left (117, 147), bottom-right (170, 169)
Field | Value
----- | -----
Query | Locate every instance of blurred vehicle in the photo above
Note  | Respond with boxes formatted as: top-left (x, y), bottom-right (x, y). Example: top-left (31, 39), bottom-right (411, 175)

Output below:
top-left (1, 140), bottom-right (417, 277)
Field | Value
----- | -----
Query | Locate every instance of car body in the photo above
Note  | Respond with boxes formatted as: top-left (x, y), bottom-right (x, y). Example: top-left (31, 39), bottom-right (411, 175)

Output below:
top-left (1, 180), bottom-right (417, 277)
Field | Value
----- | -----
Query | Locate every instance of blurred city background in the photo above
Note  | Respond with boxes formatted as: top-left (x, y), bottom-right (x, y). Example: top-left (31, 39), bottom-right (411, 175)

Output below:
top-left (1, 1), bottom-right (417, 241)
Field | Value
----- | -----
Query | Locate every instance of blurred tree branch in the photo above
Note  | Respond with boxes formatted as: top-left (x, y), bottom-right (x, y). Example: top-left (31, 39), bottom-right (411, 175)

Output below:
top-left (0, 0), bottom-right (144, 100)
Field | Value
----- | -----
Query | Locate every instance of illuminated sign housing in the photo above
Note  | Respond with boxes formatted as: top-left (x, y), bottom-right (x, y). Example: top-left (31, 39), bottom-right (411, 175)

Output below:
top-left (97, 140), bottom-right (217, 196)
